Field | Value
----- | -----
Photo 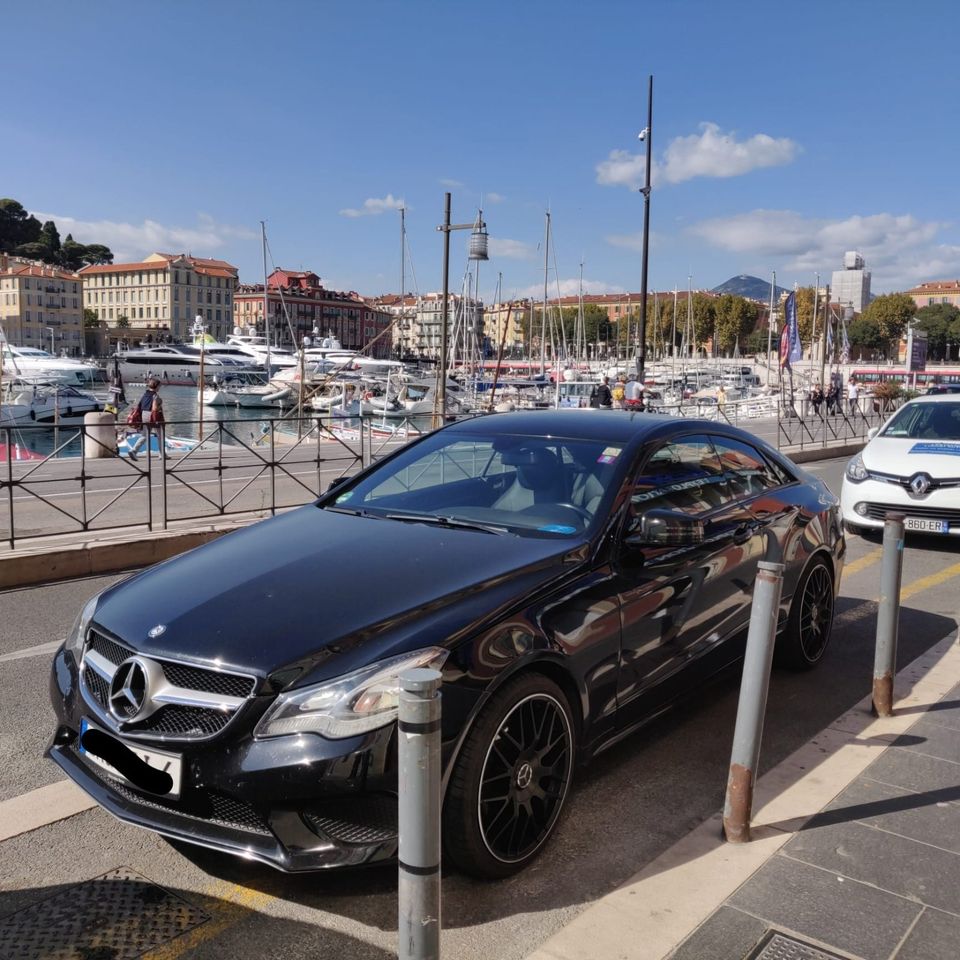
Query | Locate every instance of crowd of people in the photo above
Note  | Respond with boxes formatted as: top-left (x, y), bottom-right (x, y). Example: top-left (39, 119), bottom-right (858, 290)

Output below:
top-left (592, 374), bottom-right (646, 410)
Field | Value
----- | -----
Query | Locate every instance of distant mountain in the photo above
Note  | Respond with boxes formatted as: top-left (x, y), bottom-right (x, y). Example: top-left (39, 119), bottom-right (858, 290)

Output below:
top-left (712, 275), bottom-right (788, 302)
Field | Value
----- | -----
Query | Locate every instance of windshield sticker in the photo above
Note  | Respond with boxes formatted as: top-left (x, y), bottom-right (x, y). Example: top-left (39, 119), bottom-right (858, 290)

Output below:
top-left (908, 442), bottom-right (960, 456)
top-left (598, 446), bottom-right (622, 464)
top-left (335, 491), bottom-right (354, 502)
top-left (538, 524), bottom-right (577, 534)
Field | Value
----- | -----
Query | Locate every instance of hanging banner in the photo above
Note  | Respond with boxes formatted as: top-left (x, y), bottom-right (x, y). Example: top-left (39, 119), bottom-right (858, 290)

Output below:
top-left (779, 322), bottom-right (791, 368)
top-left (783, 291), bottom-right (803, 365)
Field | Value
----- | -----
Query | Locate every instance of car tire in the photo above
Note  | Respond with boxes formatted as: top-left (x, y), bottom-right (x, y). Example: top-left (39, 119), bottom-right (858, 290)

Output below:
top-left (443, 672), bottom-right (576, 879)
top-left (776, 556), bottom-right (836, 671)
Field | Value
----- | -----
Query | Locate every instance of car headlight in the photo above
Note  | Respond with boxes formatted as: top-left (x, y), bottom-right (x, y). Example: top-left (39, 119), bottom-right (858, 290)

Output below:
top-left (845, 454), bottom-right (869, 483)
top-left (64, 594), bottom-right (100, 656)
top-left (254, 647), bottom-right (449, 740)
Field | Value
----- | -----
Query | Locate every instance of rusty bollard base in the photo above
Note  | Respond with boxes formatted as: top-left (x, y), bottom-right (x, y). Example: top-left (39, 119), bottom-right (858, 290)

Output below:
top-left (722, 763), bottom-right (753, 844)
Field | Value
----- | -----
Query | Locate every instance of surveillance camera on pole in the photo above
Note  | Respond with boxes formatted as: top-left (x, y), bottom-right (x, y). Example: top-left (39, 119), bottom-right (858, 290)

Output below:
top-left (637, 127), bottom-right (648, 141)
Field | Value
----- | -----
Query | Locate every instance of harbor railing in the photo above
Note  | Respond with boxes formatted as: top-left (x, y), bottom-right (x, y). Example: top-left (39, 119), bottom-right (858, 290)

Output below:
top-left (0, 414), bottom-right (454, 551)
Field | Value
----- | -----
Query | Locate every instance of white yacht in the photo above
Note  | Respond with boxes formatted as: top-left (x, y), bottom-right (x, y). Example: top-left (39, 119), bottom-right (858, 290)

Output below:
top-left (2, 344), bottom-right (108, 390)
top-left (116, 344), bottom-right (255, 385)
top-left (225, 334), bottom-right (299, 370)
top-left (0, 381), bottom-right (104, 426)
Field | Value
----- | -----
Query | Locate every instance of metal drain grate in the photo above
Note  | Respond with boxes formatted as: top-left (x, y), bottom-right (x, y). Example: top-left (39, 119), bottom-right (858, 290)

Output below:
top-left (0, 867), bottom-right (210, 959)
top-left (745, 930), bottom-right (853, 960)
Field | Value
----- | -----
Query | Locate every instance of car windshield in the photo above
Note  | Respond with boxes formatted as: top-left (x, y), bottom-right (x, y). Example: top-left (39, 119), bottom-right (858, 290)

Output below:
top-left (880, 402), bottom-right (960, 440)
top-left (324, 429), bottom-right (625, 537)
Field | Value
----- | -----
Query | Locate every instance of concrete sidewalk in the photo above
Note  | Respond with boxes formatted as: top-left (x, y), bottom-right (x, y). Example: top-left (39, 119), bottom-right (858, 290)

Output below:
top-left (527, 631), bottom-right (960, 960)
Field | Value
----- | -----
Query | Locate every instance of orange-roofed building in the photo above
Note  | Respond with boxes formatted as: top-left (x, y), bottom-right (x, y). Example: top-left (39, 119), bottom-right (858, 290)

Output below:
top-left (79, 252), bottom-right (239, 342)
top-left (0, 254), bottom-right (84, 355)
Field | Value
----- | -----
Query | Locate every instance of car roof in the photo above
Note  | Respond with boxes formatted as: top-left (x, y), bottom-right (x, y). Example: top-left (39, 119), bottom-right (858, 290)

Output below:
top-left (905, 394), bottom-right (960, 404)
top-left (443, 410), bottom-right (774, 451)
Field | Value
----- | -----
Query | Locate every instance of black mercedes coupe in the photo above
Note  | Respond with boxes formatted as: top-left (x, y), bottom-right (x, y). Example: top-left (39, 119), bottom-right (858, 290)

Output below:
top-left (48, 411), bottom-right (844, 878)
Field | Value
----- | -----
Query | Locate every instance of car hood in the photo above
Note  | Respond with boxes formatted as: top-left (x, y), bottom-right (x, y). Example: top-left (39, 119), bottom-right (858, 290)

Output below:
top-left (91, 505), bottom-right (582, 684)
top-left (863, 436), bottom-right (960, 477)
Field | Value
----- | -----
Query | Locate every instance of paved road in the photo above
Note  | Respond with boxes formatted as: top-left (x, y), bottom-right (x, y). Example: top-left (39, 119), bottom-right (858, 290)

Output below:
top-left (3, 458), bottom-right (959, 959)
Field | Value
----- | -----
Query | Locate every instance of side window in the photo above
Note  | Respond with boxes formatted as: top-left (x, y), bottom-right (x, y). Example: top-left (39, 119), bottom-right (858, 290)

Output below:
top-left (630, 435), bottom-right (732, 518)
top-left (710, 436), bottom-right (783, 499)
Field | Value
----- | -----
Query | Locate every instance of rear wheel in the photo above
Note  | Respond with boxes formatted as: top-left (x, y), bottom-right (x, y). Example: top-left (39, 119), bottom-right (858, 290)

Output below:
top-left (777, 556), bottom-right (836, 670)
top-left (443, 673), bottom-right (575, 879)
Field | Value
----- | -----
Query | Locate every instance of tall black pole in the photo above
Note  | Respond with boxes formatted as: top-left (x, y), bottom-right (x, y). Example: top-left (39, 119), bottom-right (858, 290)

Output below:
top-left (437, 192), bottom-right (452, 427)
top-left (637, 74), bottom-right (653, 386)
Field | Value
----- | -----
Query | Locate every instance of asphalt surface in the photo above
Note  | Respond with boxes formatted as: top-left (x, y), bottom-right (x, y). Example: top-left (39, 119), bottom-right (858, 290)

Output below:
top-left (2, 457), bottom-right (960, 959)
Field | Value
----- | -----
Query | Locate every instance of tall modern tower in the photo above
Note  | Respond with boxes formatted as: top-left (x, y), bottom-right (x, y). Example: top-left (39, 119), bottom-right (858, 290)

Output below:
top-left (831, 251), bottom-right (871, 313)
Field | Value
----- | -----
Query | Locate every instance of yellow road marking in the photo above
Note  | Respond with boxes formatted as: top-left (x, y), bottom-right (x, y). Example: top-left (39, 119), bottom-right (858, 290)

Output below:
top-left (139, 880), bottom-right (275, 960)
top-left (841, 546), bottom-right (883, 580)
top-left (900, 559), bottom-right (960, 602)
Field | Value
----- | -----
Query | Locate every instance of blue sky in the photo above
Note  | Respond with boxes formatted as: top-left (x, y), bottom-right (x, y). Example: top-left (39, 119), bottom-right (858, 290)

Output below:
top-left (6, 1), bottom-right (957, 303)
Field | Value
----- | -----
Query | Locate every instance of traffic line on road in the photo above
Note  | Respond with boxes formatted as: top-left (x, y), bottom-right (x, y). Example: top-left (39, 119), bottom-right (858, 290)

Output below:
top-left (139, 880), bottom-right (275, 960)
top-left (0, 779), bottom-right (98, 842)
top-left (900, 559), bottom-right (960, 602)
top-left (841, 545), bottom-right (883, 580)
top-left (0, 639), bottom-right (63, 663)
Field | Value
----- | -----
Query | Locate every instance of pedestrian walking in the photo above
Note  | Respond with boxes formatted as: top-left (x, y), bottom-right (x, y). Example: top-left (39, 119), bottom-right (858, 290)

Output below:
top-left (624, 373), bottom-right (644, 411)
top-left (126, 378), bottom-right (164, 460)
top-left (826, 381), bottom-right (839, 415)
top-left (596, 377), bottom-right (613, 409)
top-left (848, 377), bottom-right (860, 415)
top-left (811, 382), bottom-right (824, 415)
top-left (716, 383), bottom-right (727, 415)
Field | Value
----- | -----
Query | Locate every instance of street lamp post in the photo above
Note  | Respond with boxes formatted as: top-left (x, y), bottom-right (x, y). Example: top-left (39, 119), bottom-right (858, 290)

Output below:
top-left (435, 193), bottom-right (488, 427)
top-left (636, 74), bottom-right (653, 386)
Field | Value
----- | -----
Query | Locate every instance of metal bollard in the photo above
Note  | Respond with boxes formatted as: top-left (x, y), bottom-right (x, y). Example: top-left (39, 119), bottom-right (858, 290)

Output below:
top-left (398, 668), bottom-right (442, 960)
top-left (723, 561), bottom-right (785, 844)
top-left (872, 512), bottom-right (905, 718)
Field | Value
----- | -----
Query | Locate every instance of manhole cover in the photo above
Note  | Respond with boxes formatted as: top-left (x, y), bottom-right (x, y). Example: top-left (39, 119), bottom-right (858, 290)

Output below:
top-left (0, 867), bottom-right (210, 959)
top-left (746, 930), bottom-right (855, 960)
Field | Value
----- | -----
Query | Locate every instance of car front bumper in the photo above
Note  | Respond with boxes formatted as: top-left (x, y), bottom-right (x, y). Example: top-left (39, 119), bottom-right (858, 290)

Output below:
top-left (47, 645), bottom-right (404, 872)
top-left (840, 476), bottom-right (960, 534)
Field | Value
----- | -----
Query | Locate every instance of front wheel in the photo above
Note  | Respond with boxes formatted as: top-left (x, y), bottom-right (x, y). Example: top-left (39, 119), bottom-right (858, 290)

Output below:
top-left (443, 673), bottom-right (575, 879)
top-left (776, 556), bottom-right (836, 670)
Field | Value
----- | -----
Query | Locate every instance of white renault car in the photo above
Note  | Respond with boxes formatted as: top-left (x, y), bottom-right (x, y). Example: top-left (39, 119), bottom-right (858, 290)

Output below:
top-left (841, 395), bottom-right (960, 536)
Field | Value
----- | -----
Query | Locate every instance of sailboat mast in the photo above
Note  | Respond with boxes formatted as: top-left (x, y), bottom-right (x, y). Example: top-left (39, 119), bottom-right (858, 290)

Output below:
top-left (400, 207), bottom-right (405, 357)
top-left (577, 260), bottom-right (585, 364)
top-left (260, 221), bottom-right (271, 374)
top-left (541, 211), bottom-right (550, 376)
top-left (766, 270), bottom-right (776, 386)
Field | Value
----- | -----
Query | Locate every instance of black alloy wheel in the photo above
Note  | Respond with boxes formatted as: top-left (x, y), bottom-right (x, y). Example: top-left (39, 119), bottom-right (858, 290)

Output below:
top-left (777, 557), bottom-right (836, 670)
top-left (443, 673), bottom-right (575, 879)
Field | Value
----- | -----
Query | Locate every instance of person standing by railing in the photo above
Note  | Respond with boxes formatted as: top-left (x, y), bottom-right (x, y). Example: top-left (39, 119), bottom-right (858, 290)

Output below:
top-left (847, 377), bottom-right (860, 415)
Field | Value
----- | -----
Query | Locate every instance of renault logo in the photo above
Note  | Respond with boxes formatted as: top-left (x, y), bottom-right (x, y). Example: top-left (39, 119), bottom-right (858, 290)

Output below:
top-left (108, 657), bottom-right (157, 723)
top-left (909, 473), bottom-right (932, 496)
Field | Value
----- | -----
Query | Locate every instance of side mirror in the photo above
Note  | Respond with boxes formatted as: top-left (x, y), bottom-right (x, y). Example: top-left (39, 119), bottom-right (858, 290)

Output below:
top-left (625, 508), bottom-right (705, 548)
top-left (327, 475), bottom-right (350, 494)
top-left (867, 427), bottom-right (879, 440)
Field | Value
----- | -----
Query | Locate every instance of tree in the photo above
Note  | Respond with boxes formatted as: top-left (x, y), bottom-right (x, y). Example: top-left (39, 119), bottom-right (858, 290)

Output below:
top-left (80, 244), bottom-right (114, 266)
top-left (39, 220), bottom-right (61, 260)
top-left (861, 293), bottom-right (916, 351)
top-left (793, 286), bottom-right (817, 346)
top-left (83, 308), bottom-right (100, 327)
top-left (914, 303), bottom-right (960, 359)
top-left (691, 294), bottom-right (716, 350)
top-left (848, 316), bottom-right (885, 353)
top-left (61, 234), bottom-right (87, 271)
top-left (713, 294), bottom-right (760, 355)
top-left (0, 199), bottom-right (41, 253)
top-left (116, 315), bottom-right (130, 329)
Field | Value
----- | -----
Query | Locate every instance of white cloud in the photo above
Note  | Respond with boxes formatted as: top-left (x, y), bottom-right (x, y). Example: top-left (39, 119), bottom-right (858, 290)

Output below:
top-left (519, 278), bottom-right (625, 299)
top-left (339, 194), bottom-right (406, 218)
top-left (689, 208), bottom-right (957, 291)
top-left (439, 179), bottom-right (464, 189)
top-left (485, 192), bottom-right (505, 204)
top-left (605, 231), bottom-right (664, 253)
top-left (488, 238), bottom-right (534, 260)
top-left (596, 123), bottom-right (799, 190)
top-left (596, 150), bottom-right (648, 190)
top-left (660, 123), bottom-right (798, 183)
top-left (33, 211), bottom-right (256, 263)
